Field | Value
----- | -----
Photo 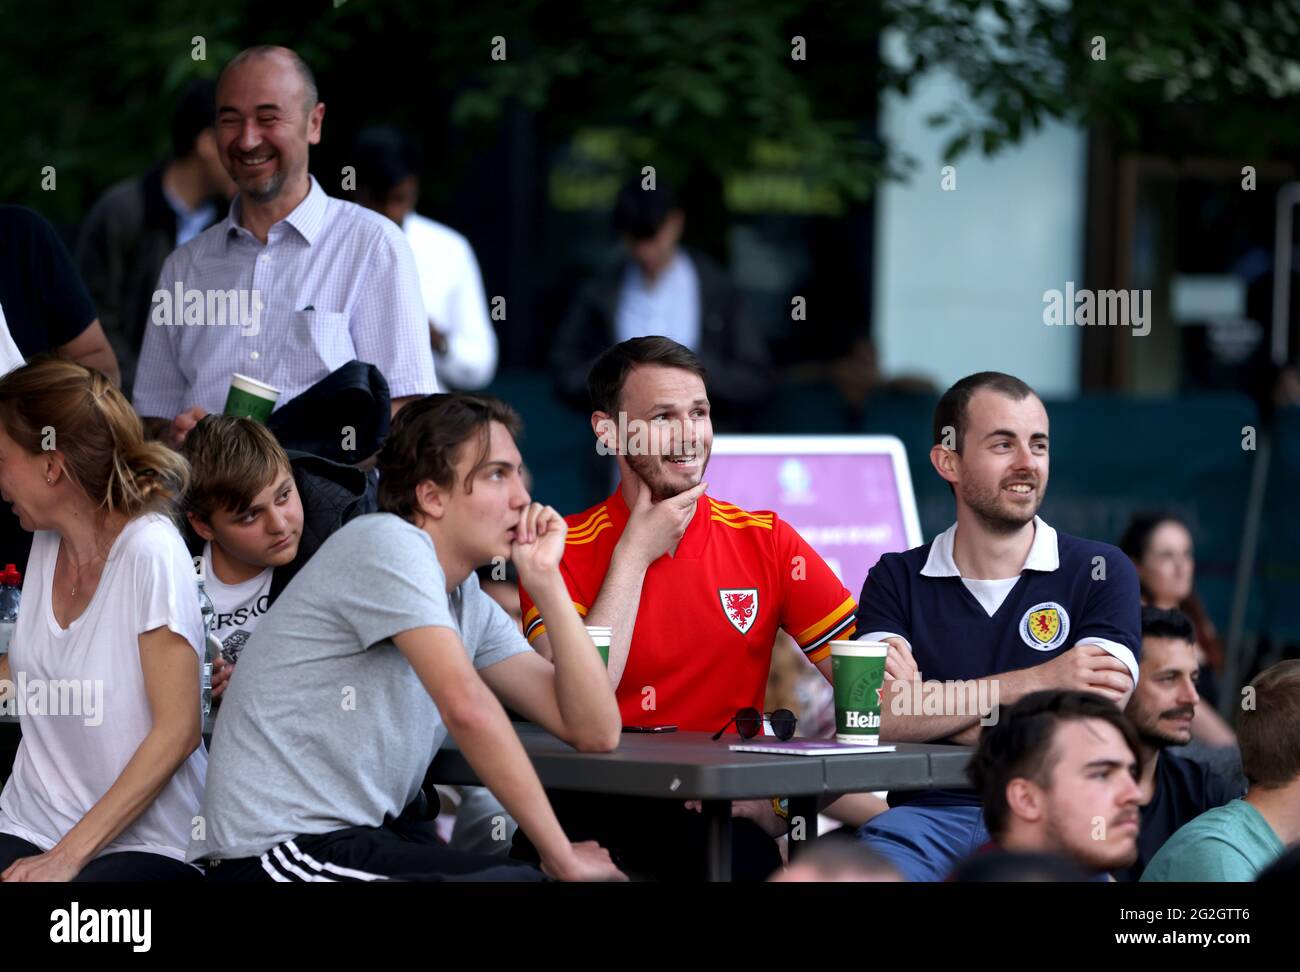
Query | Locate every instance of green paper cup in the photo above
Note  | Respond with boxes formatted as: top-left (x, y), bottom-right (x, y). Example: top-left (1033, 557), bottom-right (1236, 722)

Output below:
top-left (224, 373), bottom-right (280, 423)
top-left (586, 625), bottom-right (611, 666)
top-left (832, 641), bottom-right (887, 744)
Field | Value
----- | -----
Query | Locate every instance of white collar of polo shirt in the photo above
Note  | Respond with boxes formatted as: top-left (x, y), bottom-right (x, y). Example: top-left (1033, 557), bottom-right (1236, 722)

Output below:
top-left (921, 515), bottom-right (1059, 579)
top-left (223, 174), bottom-right (327, 248)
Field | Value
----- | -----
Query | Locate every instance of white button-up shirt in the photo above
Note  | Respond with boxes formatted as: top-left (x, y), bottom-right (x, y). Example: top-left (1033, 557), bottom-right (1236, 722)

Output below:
top-left (134, 176), bottom-right (437, 418)
top-left (614, 251), bottom-right (701, 351)
top-left (402, 212), bottom-right (496, 390)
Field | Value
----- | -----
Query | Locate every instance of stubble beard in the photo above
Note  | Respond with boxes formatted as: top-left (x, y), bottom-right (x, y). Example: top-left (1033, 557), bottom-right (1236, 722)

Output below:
top-left (241, 168), bottom-right (288, 204)
top-left (1044, 812), bottom-right (1136, 873)
top-left (960, 477), bottom-right (1041, 535)
top-left (625, 447), bottom-right (709, 503)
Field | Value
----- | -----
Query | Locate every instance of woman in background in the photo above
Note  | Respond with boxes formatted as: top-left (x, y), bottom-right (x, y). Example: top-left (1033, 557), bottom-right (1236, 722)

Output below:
top-left (1119, 512), bottom-right (1237, 748)
top-left (0, 356), bottom-right (205, 880)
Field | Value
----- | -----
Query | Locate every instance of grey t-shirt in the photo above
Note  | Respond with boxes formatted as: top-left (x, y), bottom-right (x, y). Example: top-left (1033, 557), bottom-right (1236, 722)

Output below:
top-left (190, 513), bottom-right (531, 861)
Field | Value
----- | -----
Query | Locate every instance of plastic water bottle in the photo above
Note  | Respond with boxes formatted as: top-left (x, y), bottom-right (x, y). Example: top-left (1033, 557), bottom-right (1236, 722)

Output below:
top-left (0, 564), bottom-right (20, 656)
top-left (198, 578), bottom-right (215, 716)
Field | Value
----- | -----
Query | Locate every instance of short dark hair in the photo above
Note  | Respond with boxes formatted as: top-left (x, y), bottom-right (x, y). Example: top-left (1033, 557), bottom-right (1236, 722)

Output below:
top-left (613, 176), bottom-right (677, 240)
top-left (376, 393), bottom-right (523, 521)
top-left (171, 78), bottom-right (217, 159)
top-left (1141, 606), bottom-right (1196, 645)
top-left (352, 125), bottom-right (420, 199)
top-left (967, 690), bottom-right (1142, 838)
top-left (932, 371), bottom-right (1037, 452)
top-left (182, 415), bottom-right (291, 522)
top-left (1238, 660), bottom-right (1300, 789)
top-left (587, 336), bottom-right (708, 415)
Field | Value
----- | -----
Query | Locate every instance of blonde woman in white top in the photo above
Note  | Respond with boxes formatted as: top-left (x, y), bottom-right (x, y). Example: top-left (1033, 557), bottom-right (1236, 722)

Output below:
top-left (0, 355), bottom-right (205, 881)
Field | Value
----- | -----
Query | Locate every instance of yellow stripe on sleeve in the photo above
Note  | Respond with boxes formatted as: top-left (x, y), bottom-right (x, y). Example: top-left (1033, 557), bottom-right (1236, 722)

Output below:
top-left (708, 503), bottom-right (773, 522)
top-left (524, 601), bottom-right (587, 644)
top-left (567, 507), bottom-right (609, 537)
top-left (806, 642), bottom-right (833, 665)
top-left (566, 521), bottom-right (614, 545)
top-left (795, 595), bottom-right (857, 646)
top-left (804, 620), bottom-right (856, 663)
top-left (710, 515), bottom-right (773, 531)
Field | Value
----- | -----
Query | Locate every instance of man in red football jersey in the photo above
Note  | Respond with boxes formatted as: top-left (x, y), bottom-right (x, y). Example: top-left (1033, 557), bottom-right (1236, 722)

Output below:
top-left (522, 335), bottom-right (857, 730)
top-left (514, 336), bottom-right (882, 879)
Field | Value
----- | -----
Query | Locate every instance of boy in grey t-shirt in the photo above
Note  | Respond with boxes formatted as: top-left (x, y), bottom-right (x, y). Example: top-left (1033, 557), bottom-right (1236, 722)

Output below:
top-left (191, 394), bottom-right (626, 882)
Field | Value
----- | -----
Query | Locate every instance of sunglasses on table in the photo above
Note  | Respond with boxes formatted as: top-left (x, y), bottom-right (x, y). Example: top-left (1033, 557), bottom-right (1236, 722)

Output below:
top-left (711, 706), bottom-right (796, 741)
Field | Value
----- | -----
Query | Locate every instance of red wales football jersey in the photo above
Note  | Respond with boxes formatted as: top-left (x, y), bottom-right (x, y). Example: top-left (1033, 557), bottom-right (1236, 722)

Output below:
top-left (519, 489), bottom-right (856, 732)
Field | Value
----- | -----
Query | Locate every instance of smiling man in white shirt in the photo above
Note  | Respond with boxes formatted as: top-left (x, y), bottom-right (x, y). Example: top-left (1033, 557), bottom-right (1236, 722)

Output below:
top-left (134, 46), bottom-right (436, 449)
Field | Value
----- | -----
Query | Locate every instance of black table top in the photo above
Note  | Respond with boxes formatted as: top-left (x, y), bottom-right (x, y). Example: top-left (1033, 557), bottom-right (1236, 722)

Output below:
top-left (0, 715), bottom-right (973, 801)
top-left (430, 725), bottom-right (973, 800)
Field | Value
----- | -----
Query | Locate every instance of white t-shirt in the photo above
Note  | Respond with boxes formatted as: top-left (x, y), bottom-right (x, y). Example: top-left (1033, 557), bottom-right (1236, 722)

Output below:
top-left (960, 576), bottom-right (1022, 617)
top-left (402, 212), bottom-right (497, 390)
top-left (0, 513), bottom-right (207, 862)
top-left (615, 251), bottom-right (701, 351)
top-left (202, 542), bottom-right (273, 665)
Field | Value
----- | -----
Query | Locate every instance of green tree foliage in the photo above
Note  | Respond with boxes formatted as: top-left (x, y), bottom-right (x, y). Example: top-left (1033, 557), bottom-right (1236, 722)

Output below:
top-left (1, 0), bottom-right (1297, 223)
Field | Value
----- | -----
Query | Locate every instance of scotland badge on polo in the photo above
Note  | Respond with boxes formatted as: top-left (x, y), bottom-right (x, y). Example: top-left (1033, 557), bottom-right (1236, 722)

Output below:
top-left (1020, 601), bottom-right (1070, 651)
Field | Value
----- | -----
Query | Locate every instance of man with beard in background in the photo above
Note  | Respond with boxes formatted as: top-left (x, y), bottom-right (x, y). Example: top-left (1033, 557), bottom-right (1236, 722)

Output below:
top-left (1115, 607), bottom-right (1242, 880)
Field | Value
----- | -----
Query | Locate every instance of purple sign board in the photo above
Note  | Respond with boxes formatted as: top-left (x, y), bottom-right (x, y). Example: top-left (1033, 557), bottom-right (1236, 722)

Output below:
top-left (704, 436), bottom-right (922, 590)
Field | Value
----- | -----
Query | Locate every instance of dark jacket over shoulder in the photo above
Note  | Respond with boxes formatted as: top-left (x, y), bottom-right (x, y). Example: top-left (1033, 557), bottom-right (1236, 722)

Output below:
top-left (266, 360), bottom-right (391, 466)
top-left (551, 247), bottom-right (773, 423)
top-left (185, 450), bottom-right (376, 606)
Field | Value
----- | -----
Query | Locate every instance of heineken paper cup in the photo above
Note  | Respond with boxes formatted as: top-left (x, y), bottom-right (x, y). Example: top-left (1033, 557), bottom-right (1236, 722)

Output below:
top-left (831, 641), bottom-right (887, 744)
top-left (586, 626), bottom-right (612, 666)
top-left (224, 373), bottom-right (280, 423)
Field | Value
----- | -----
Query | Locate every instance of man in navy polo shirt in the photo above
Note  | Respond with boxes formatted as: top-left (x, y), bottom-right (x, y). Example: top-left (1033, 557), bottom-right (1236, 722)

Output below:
top-left (855, 371), bottom-right (1142, 881)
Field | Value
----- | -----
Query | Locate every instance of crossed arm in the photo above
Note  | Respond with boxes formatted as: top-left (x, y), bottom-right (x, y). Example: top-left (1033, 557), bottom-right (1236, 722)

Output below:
top-left (877, 637), bottom-right (1135, 745)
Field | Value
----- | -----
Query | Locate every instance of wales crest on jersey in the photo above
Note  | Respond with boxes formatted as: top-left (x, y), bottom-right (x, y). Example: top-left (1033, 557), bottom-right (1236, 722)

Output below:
top-left (719, 589), bottom-right (759, 635)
